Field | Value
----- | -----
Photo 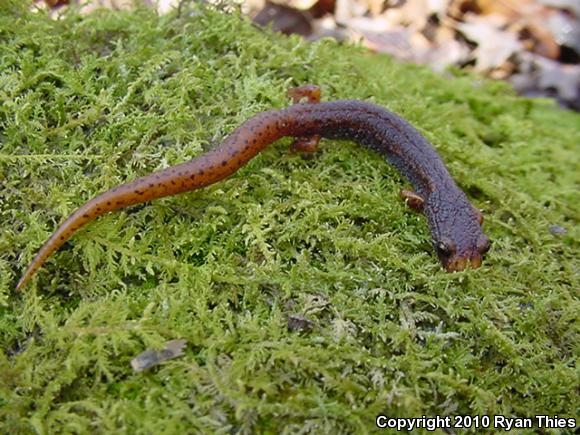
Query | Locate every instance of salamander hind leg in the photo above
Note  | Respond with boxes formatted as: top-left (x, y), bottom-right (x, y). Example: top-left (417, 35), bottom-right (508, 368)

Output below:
top-left (400, 189), bottom-right (425, 212)
top-left (287, 85), bottom-right (321, 104)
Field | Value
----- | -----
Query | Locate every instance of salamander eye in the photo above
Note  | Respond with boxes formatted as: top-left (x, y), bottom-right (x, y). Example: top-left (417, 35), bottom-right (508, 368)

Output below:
top-left (435, 240), bottom-right (455, 257)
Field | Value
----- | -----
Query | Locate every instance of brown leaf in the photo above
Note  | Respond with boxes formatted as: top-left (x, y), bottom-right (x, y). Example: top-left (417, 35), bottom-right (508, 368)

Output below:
top-left (457, 14), bottom-right (523, 71)
top-left (130, 339), bottom-right (188, 372)
top-left (288, 314), bottom-right (315, 332)
top-left (47, 0), bottom-right (70, 6)
top-left (253, 1), bottom-right (313, 36)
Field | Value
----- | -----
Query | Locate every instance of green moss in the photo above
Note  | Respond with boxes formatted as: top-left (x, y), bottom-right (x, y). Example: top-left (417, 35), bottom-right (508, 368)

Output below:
top-left (0, 3), bottom-right (578, 433)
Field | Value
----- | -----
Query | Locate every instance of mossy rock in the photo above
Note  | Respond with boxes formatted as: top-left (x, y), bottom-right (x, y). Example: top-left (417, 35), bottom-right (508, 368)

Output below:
top-left (0, 2), bottom-right (578, 433)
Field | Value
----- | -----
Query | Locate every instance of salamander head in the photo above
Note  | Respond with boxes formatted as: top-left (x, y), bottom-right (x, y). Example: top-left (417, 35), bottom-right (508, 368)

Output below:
top-left (425, 190), bottom-right (491, 272)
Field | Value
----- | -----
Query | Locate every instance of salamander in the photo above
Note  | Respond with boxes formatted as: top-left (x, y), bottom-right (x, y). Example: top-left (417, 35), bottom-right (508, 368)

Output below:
top-left (16, 85), bottom-right (490, 291)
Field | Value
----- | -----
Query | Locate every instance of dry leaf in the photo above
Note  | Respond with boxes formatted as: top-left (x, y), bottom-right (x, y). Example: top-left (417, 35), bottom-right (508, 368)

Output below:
top-left (547, 11), bottom-right (580, 52)
top-left (287, 314), bottom-right (315, 331)
top-left (131, 339), bottom-right (188, 372)
top-left (538, 0), bottom-right (580, 16)
top-left (253, 1), bottom-right (313, 35)
top-left (511, 51), bottom-right (580, 107)
top-left (535, 55), bottom-right (580, 100)
top-left (334, 0), bottom-right (369, 24)
top-left (457, 14), bottom-right (523, 71)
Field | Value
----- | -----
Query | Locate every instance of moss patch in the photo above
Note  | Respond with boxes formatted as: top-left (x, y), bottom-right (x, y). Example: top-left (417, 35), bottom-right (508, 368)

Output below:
top-left (0, 3), bottom-right (578, 433)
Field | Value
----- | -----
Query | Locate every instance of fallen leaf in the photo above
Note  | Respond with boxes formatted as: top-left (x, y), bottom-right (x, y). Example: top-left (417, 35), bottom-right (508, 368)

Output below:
top-left (511, 51), bottom-right (580, 108)
top-left (253, 1), bottom-right (313, 36)
top-left (538, 0), bottom-right (580, 16)
top-left (456, 14), bottom-right (523, 71)
top-left (131, 339), bottom-right (188, 372)
top-left (547, 10), bottom-right (580, 52)
top-left (288, 314), bottom-right (315, 332)
top-left (535, 55), bottom-right (580, 100)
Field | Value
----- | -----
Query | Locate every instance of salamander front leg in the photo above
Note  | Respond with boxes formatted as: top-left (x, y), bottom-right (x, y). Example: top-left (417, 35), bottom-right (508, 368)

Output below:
top-left (290, 134), bottom-right (321, 153)
top-left (400, 189), bottom-right (425, 212)
top-left (474, 207), bottom-right (484, 225)
top-left (287, 85), bottom-right (322, 154)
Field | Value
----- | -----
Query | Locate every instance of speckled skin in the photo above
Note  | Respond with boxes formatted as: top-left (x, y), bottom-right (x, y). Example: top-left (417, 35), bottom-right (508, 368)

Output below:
top-left (16, 87), bottom-right (490, 290)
